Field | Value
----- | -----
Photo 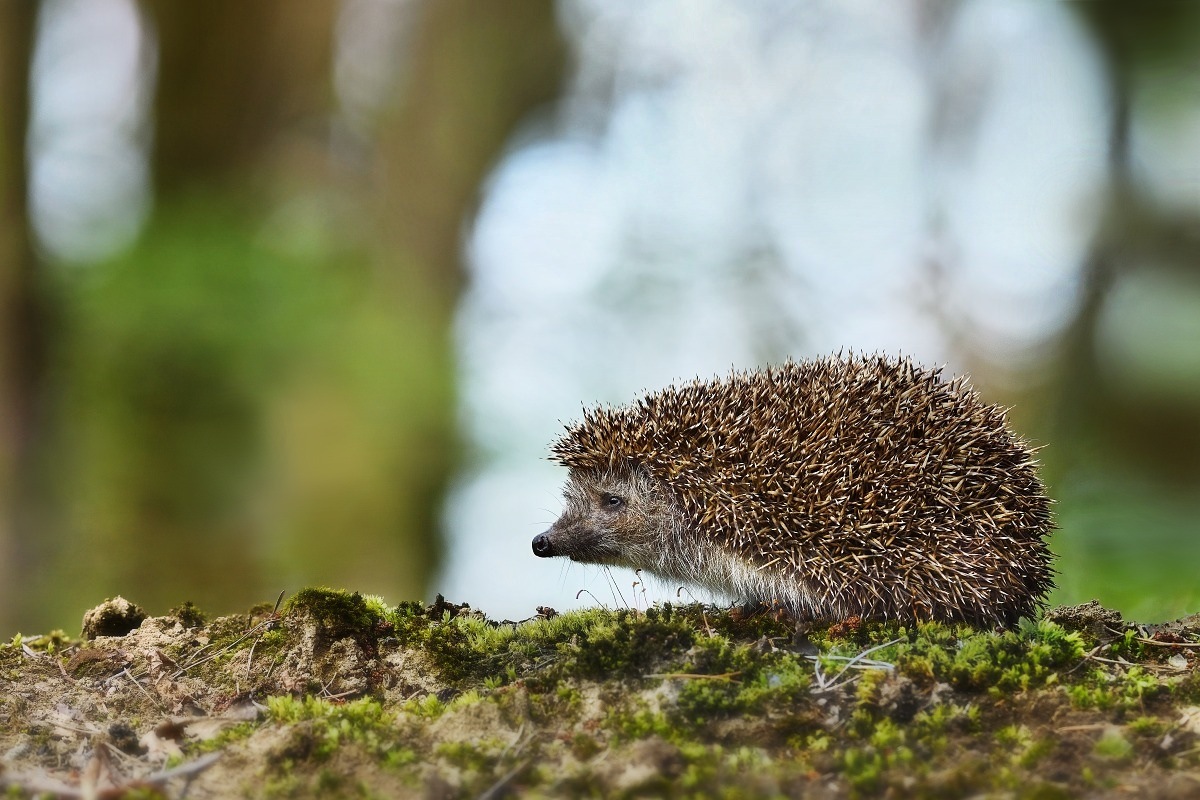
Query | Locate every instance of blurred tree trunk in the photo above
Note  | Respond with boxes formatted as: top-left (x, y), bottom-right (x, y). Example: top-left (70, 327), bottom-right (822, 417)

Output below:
top-left (97, 0), bottom-right (565, 618)
top-left (368, 0), bottom-right (567, 590)
top-left (377, 0), bottom-right (567, 303)
top-left (75, 1), bottom-right (341, 618)
top-left (1053, 68), bottom-right (1127, 456)
top-left (1059, 5), bottom-right (1200, 477)
top-left (142, 0), bottom-right (336, 194)
top-left (0, 2), bottom-right (41, 633)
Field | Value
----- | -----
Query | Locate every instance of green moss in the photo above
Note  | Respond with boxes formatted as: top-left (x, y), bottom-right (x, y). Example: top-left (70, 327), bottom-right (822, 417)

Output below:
top-left (1018, 738), bottom-right (1057, 770)
top-left (15, 630), bottom-right (75, 654)
top-left (841, 746), bottom-right (887, 793)
top-left (995, 723), bottom-right (1032, 748)
top-left (993, 724), bottom-right (1054, 768)
top-left (605, 704), bottom-right (676, 742)
top-left (402, 693), bottom-right (446, 719)
top-left (570, 733), bottom-right (603, 761)
top-left (553, 607), bottom-right (697, 680)
top-left (392, 688), bottom-right (487, 723)
top-left (382, 747), bottom-right (418, 769)
top-left (383, 603), bottom-right (704, 687)
top-left (911, 703), bottom-right (979, 740)
top-left (896, 620), bottom-right (1084, 692)
top-left (1067, 666), bottom-right (1162, 711)
top-left (435, 739), bottom-right (501, 771)
top-left (7, 595), bottom-right (1194, 799)
top-left (1127, 715), bottom-right (1164, 736)
top-left (265, 696), bottom-right (402, 763)
top-left (285, 588), bottom-right (386, 646)
top-left (838, 715), bottom-right (922, 793)
top-left (257, 625), bottom-right (289, 651)
top-left (1174, 670), bottom-right (1200, 704)
top-left (193, 720), bottom-right (259, 753)
top-left (0, 637), bottom-right (19, 670)
top-left (555, 684), bottom-right (583, 712)
top-left (168, 601), bottom-right (208, 628)
top-left (315, 769), bottom-right (343, 794)
top-left (675, 672), bottom-right (744, 719)
top-left (117, 789), bottom-right (169, 800)
top-left (1093, 729), bottom-right (1134, 762)
top-left (149, 607), bottom-right (287, 693)
top-left (262, 772), bottom-right (303, 798)
top-left (675, 654), bottom-right (813, 726)
top-left (1107, 629), bottom-right (1144, 661)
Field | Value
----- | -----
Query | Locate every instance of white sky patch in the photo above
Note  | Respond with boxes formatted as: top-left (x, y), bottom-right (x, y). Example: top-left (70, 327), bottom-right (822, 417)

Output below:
top-left (29, 0), bottom-right (152, 264)
top-left (942, 1), bottom-right (1108, 352)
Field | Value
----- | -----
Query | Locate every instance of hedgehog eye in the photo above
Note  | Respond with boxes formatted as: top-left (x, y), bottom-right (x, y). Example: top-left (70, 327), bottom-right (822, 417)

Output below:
top-left (602, 493), bottom-right (625, 510)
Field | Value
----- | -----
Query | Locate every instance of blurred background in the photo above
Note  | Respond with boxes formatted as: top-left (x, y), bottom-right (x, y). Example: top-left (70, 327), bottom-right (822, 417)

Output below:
top-left (1, 0), bottom-right (1197, 634)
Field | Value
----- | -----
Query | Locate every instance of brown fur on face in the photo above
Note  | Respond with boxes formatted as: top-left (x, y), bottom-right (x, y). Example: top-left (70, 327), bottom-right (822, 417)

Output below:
top-left (537, 466), bottom-right (684, 570)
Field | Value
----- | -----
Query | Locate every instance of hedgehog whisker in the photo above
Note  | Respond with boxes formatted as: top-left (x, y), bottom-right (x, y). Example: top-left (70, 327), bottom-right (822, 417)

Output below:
top-left (601, 566), bottom-right (630, 610)
top-left (574, 588), bottom-right (607, 610)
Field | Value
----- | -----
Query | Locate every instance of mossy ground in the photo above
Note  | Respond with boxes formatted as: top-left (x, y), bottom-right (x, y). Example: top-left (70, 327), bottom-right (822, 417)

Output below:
top-left (1, 591), bottom-right (1198, 798)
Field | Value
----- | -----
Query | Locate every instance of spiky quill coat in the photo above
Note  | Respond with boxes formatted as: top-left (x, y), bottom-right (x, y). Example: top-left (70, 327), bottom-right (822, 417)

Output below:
top-left (548, 354), bottom-right (1054, 626)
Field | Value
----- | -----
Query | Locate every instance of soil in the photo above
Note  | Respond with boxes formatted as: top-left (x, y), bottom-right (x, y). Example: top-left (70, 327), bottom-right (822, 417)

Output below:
top-left (1, 590), bottom-right (1198, 798)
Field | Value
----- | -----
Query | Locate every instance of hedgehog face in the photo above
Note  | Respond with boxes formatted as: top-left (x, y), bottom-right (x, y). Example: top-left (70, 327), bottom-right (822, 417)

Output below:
top-left (533, 466), bottom-right (675, 570)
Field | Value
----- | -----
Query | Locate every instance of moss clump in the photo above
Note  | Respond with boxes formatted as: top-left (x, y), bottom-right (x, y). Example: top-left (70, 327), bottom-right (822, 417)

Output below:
top-left (168, 601), bottom-right (208, 629)
top-left (81, 596), bottom-right (147, 639)
top-left (994, 724), bottom-right (1055, 769)
top-left (435, 739), bottom-right (504, 772)
top-left (1092, 728), bottom-right (1134, 762)
top-left (1174, 670), bottom-right (1200, 704)
top-left (284, 588), bottom-right (388, 649)
top-left (1067, 666), bottom-right (1163, 711)
top-left (193, 721), bottom-right (259, 754)
top-left (563, 607), bottom-right (697, 680)
top-left (266, 695), bottom-right (412, 764)
top-left (895, 619), bottom-right (1085, 692)
top-left (910, 702), bottom-right (980, 747)
top-left (668, 635), bottom-right (813, 730)
top-left (385, 602), bottom-right (703, 686)
top-left (604, 704), bottom-right (676, 743)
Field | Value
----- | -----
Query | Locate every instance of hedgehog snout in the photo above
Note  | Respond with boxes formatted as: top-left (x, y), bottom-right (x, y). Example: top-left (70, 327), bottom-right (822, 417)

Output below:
top-left (533, 514), bottom-right (616, 564)
top-left (532, 531), bottom-right (554, 558)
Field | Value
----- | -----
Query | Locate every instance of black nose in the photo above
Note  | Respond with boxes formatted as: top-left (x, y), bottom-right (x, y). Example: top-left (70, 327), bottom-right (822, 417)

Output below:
top-left (532, 532), bottom-right (554, 557)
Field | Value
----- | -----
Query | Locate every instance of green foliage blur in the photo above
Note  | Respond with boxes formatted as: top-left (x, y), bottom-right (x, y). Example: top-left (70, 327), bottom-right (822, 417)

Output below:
top-left (32, 196), bottom-right (453, 629)
top-left (0, 0), bottom-right (564, 633)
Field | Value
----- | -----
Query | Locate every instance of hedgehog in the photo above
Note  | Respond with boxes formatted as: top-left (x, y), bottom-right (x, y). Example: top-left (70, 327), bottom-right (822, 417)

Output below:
top-left (531, 354), bottom-right (1054, 627)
